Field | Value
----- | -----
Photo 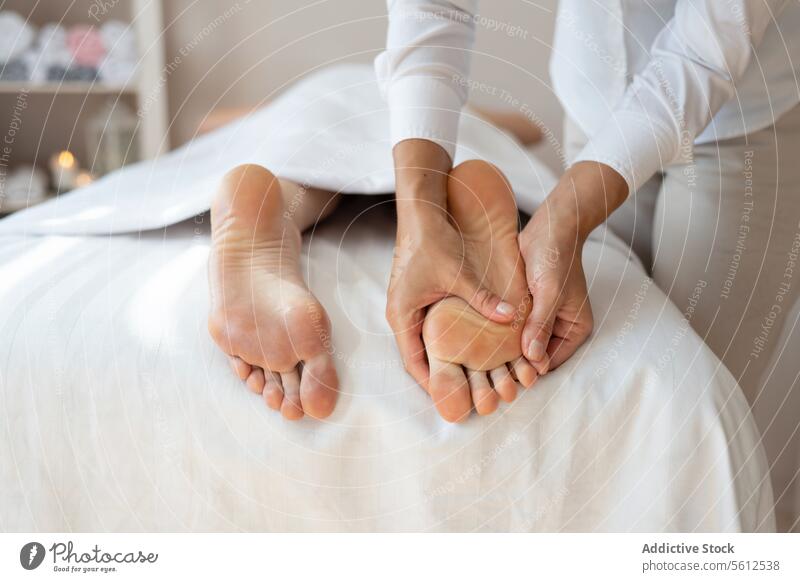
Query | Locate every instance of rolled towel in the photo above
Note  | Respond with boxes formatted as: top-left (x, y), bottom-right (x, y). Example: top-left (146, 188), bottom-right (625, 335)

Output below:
top-left (21, 48), bottom-right (47, 83)
top-left (0, 59), bottom-right (29, 81)
top-left (98, 57), bottom-right (136, 85)
top-left (27, 23), bottom-right (69, 83)
top-left (1, 165), bottom-right (48, 207)
top-left (0, 11), bottom-right (35, 63)
top-left (37, 23), bottom-right (67, 54)
top-left (98, 19), bottom-right (137, 85)
top-left (100, 20), bottom-right (137, 60)
top-left (47, 64), bottom-right (98, 83)
top-left (66, 24), bottom-right (106, 68)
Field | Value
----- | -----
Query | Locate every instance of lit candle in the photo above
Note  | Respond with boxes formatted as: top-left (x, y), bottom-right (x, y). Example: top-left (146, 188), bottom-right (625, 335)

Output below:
top-left (75, 171), bottom-right (94, 188)
top-left (49, 150), bottom-right (79, 192)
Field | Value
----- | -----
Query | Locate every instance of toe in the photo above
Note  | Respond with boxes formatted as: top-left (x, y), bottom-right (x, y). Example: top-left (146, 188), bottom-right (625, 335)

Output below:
top-left (299, 354), bottom-right (339, 419)
top-left (467, 369), bottom-right (499, 416)
top-left (230, 356), bottom-right (252, 380)
top-left (511, 357), bottom-right (538, 388)
top-left (428, 356), bottom-right (472, 423)
top-left (489, 365), bottom-right (517, 403)
top-left (279, 368), bottom-right (304, 420)
top-left (246, 367), bottom-right (266, 394)
top-left (262, 371), bottom-right (284, 411)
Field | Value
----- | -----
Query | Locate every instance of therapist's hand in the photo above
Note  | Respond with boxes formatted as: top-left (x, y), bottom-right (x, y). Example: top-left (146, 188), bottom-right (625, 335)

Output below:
top-left (387, 139), bottom-right (516, 388)
top-left (519, 161), bottom-right (628, 370)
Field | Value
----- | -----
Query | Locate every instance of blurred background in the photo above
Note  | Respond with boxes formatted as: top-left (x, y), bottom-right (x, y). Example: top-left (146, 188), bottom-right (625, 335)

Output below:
top-left (160, 0), bottom-right (560, 152)
top-left (0, 0), bottom-right (561, 212)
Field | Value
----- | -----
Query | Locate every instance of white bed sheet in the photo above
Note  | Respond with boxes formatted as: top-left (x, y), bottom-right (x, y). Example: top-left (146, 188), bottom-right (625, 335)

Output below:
top-left (0, 64), bottom-right (774, 532)
top-left (0, 203), bottom-right (774, 531)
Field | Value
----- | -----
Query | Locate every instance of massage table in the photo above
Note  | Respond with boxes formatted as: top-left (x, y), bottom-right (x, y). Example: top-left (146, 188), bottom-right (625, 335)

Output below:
top-left (0, 64), bottom-right (774, 531)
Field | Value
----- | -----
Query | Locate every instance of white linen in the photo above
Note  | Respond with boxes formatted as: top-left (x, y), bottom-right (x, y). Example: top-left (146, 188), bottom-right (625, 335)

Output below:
top-left (0, 63), bottom-right (774, 532)
top-left (376, 0), bottom-right (800, 190)
top-left (0, 207), bottom-right (774, 532)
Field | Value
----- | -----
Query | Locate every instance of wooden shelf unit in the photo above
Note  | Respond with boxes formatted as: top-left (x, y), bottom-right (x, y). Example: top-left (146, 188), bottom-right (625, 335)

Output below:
top-left (0, 0), bottom-right (169, 163)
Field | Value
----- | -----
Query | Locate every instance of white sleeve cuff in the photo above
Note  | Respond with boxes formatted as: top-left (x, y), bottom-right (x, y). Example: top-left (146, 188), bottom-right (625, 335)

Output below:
top-left (387, 75), bottom-right (464, 162)
top-left (571, 109), bottom-right (684, 193)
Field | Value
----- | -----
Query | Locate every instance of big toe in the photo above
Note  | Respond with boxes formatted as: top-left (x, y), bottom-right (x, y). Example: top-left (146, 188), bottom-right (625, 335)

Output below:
top-left (300, 353), bottom-right (339, 419)
top-left (429, 357), bottom-right (472, 423)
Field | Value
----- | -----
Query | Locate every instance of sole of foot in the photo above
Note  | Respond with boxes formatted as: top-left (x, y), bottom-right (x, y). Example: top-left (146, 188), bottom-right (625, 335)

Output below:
top-left (208, 164), bottom-right (339, 420)
top-left (422, 160), bottom-right (537, 422)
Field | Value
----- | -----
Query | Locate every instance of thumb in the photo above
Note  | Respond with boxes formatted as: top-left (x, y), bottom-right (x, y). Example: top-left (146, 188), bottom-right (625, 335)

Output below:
top-left (453, 272), bottom-right (517, 323)
top-left (522, 284), bottom-right (558, 369)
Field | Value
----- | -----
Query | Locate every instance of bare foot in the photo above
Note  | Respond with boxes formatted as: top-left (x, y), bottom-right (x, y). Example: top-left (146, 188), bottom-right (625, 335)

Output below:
top-left (422, 160), bottom-right (537, 422)
top-left (208, 164), bottom-right (339, 420)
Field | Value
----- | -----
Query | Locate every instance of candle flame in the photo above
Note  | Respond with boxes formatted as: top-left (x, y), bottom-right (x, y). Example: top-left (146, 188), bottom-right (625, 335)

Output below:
top-left (58, 150), bottom-right (75, 169)
top-left (75, 172), bottom-right (94, 187)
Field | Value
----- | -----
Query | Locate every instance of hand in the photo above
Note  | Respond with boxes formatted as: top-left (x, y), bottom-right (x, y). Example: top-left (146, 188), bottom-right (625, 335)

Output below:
top-left (519, 161), bottom-right (628, 371)
top-left (518, 210), bottom-right (593, 371)
top-left (387, 207), bottom-right (517, 388)
top-left (387, 139), bottom-right (516, 388)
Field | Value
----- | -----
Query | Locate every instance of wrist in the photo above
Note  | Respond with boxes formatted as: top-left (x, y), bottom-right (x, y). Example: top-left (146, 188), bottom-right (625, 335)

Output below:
top-left (397, 198), bottom-right (449, 235)
top-left (393, 138), bottom-right (453, 226)
top-left (544, 161), bottom-right (628, 241)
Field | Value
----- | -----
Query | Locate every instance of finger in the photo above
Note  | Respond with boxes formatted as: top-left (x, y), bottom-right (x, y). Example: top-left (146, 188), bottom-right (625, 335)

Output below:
top-left (452, 273), bottom-right (516, 323)
top-left (522, 285), bottom-right (558, 367)
top-left (489, 365), bottom-right (517, 403)
top-left (467, 369), bottom-right (499, 416)
top-left (390, 308), bottom-right (430, 390)
top-left (547, 306), bottom-right (594, 370)
top-left (546, 337), bottom-right (577, 370)
top-left (547, 330), bottom-right (590, 370)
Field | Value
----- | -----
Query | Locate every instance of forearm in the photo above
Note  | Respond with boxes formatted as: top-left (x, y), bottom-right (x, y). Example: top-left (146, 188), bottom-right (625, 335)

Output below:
top-left (532, 161), bottom-right (629, 243)
top-left (376, 0), bottom-right (476, 161)
top-left (572, 0), bottom-right (783, 194)
top-left (392, 138), bottom-right (452, 225)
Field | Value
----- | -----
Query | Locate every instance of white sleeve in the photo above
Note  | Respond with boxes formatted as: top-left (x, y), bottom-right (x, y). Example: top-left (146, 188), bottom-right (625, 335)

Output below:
top-left (573, 0), bottom-right (788, 192)
top-left (375, 0), bottom-right (478, 161)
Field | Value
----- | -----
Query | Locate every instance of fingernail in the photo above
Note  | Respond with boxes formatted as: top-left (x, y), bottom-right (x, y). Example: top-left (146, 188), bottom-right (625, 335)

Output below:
top-left (495, 301), bottom-right (515, 316)
top-left (528, 339), bottom-right (545, 361)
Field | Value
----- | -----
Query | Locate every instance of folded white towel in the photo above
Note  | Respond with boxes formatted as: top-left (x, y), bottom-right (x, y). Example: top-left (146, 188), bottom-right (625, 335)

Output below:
top-left (100, 20), bottom-right (137, 61)
top-left (98, 20), bottom-right (137, 84)
top-left (37, 23), bottom-right (67, 53)
top-left (26, 23), bottom-right (69, 83)
top-left (98, 56), bottom-right (136, 84)
top-left (1, 165), bottom-right (48, 206)
top-left (0, 11), bottom-right (35, 63)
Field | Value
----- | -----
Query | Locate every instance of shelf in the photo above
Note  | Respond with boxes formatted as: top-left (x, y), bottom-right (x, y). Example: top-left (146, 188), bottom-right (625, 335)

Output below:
top-left (0, 0), bottom-right (168, 160)
top-left (0, 82), bottom-right (138, 95)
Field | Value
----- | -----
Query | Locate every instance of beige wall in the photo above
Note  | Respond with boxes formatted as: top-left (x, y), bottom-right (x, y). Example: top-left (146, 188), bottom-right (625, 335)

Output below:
top-left (162, 0), bottom-right (563, 168)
